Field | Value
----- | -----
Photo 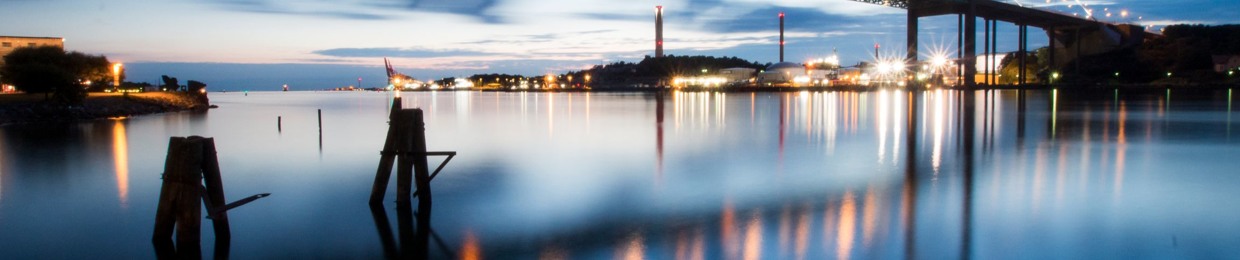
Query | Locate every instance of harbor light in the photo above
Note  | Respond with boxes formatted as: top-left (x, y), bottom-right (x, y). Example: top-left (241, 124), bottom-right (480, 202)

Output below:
top-left (112, 63), bottom-right (123, 87)
top-left (930, 55), bottom-right (948, 68)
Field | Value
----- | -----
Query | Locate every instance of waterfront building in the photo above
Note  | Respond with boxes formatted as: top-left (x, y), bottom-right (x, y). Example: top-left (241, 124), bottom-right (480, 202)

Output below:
top-left (1213, 55), bottom-right (1240, 73)
top-left (0, 36), bottom-right (65, 66)
top-left (1, 36), bottom-right (65, 92)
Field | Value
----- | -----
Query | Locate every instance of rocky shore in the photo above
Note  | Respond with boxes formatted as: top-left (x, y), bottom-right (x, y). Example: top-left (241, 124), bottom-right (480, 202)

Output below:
top-left (0, 92), bottom-right (210, 125)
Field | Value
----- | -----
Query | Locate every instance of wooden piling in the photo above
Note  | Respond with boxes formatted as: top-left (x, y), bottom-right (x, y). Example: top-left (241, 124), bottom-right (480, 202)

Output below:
top-left (152, 136), bottom-right (206, 258)
top-left (277, 116), bottom-right (282, 132)
top-left (152, 136), bottom-right (264, 259)
top-left (317, 109), bottom-right (323, 132)
top-left (394, 109), bottom-right (417, 202)
top-left (370, 98), bottom-right (403, 204)
top-left (410, 109), bottom-right (432, 208)
top-left (200, 140), bottom-right (230, 239)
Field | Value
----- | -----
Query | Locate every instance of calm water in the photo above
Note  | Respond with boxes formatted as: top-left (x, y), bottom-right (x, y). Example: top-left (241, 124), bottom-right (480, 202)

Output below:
top-left (1, 89), bottom-right (1238, 259)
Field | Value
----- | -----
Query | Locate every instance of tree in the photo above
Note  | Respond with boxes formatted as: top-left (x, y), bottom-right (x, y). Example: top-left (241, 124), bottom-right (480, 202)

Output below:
top-left (0, 46), bottom-right (111, 104)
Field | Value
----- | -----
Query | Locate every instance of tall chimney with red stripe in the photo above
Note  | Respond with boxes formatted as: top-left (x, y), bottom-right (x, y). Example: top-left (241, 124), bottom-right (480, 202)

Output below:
top-left (779, 12), bottom-right (785, 63)
top-left (656, 6), bottom-right (664, 58)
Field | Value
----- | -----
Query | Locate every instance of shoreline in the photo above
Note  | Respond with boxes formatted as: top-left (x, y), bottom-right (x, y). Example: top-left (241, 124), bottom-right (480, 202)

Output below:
top-left (0, 92), bottom-right (210, 126)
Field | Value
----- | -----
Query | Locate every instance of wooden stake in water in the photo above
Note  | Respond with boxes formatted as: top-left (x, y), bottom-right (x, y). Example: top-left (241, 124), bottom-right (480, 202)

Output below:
top-left (370, 98), bottom-right (457, 204)
top-left (152, 136), bottom-right (270, 259)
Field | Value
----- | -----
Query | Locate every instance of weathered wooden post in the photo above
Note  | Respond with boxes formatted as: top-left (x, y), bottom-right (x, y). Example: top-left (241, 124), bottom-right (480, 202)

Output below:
top-left (370, 98), bottom-right (403, 204)
top-left (394, 109), bottom-right (418, 202)
top-left (369, 97), bottom-right (456, 204)
top-left (153, 137), bottom-right (206, 259)
top-left (152, 136), bottom-right (269, 259)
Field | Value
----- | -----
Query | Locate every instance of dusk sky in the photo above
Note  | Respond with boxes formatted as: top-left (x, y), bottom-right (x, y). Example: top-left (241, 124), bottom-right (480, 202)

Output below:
top-left (3, 0), bottom-right (1237, 90)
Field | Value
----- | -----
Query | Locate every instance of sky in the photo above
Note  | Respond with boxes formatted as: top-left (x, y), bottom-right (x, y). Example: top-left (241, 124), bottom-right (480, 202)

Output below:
top-left (2, 0), bottom-right (1238, 91)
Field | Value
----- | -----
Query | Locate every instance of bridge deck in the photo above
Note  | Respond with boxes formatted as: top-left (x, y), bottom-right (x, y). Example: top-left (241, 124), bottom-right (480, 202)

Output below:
top-left (854, 0), bottom-right (1101, 29)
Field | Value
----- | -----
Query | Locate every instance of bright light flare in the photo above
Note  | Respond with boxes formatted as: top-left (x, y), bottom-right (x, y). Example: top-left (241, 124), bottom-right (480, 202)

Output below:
top-left (930, 55), bottom-right (948, 68)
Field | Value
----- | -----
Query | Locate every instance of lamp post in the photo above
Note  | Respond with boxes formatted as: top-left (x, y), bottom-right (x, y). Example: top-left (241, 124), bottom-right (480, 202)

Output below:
top-left (112, 63), bottom-right (123, 87)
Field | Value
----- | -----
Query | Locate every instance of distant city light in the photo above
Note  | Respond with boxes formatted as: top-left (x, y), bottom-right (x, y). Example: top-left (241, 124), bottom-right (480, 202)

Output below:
top-left (112, 63), bottom-right (123, 87)
top-left (930, 55), bottom-right (948, 68)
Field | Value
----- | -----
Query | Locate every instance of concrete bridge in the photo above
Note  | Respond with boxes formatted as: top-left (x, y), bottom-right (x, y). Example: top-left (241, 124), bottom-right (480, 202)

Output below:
top-left (853, 0), bottom-right (1149, 87)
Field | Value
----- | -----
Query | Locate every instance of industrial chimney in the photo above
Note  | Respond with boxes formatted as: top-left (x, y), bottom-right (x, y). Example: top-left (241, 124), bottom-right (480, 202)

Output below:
top-left (779, 12), bottom-right (785, 63)
top-left (656, 6), bottom-right (664, 58)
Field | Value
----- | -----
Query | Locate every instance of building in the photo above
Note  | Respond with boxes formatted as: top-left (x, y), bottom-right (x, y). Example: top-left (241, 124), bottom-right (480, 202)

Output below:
top-left (757, 62), bottom-right (833, 86)
top-left (718, 68), bottom-right (756, 84)
top-left (758, 62), bottom-right (802, 85)
top-left (1213, 55), bottom-right (1240, 73)
top-left (1, 36), bottom-right (65, 64)
top-left (1, 36), bottom-right (65, 92)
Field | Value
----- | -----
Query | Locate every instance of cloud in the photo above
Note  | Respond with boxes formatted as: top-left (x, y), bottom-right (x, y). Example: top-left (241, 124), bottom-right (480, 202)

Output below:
top-left (701, 6), bottom-right (873, 33)
top-left (313, 47), bottom-right (493, 58)
top-left (208, 0), bottom-right (394, 20)
top-left (204, 0), bottom-right (507, 22)
top-left (395, 0), bottom-right (506, 23)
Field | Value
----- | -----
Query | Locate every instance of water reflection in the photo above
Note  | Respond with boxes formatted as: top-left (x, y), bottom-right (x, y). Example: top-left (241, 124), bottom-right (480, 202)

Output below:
top-left (617, 230), bottom-right (645, 260)
top-left (673, 227), bottom-right (704, 260)
top-left (112, 119), bottom-right (130, 208)
top-left (0, 128), bottom-right (5, 205)
top-left (2, 90), bottom-right (1239, 258)
top-left (836, 191), bottom-right (857, 260)
top-left (368, 200), bottom-right (454, 260)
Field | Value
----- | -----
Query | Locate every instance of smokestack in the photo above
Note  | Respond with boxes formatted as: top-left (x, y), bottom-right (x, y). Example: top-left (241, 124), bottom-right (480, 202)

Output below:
top-left (779, 12), bottom-right (785, 63)
top-left (656, 6), bottom-right (664, 58)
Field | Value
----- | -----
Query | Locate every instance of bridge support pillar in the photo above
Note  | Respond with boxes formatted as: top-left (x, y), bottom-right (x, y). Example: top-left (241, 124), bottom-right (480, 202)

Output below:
top-left (983, 18), bottom-right (990, 86)
top-left (1048, 26), bottom-right (1056, 84)
top-left (907, 5), bottom-right (918, 73)
top-left (963, 1), bottom-right (976, 89)
top-left (1019, 24), bottom-right (1027, 85)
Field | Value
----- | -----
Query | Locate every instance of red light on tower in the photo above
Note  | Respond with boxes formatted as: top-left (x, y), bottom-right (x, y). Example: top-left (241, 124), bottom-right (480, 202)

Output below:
top-left (655, 5), bottom-right (665, 57)
top-left (779, 11), bottom-right (785, 62)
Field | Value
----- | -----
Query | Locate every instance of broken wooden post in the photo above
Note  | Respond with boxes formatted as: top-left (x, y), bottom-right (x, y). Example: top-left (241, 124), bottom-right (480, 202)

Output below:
top-left (152, 136), bottom-right (269, 259)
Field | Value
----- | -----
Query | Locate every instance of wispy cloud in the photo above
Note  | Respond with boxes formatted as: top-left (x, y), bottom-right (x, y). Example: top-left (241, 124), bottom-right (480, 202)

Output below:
top-left (205, 0), bottom-right (506, 22)
top-left (313, 47), bottom-right (493, 58)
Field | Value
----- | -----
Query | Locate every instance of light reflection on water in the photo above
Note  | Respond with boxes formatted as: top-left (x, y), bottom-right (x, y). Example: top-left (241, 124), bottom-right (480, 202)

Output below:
top-left (0, 89), bottom-right (1237, 259)
top-left (112, 119), bottom-right (130, 208)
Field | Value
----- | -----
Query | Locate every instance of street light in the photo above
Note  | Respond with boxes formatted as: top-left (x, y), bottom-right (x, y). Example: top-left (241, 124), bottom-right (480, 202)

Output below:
top-left (112, 63), bottom-right (123, 88)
